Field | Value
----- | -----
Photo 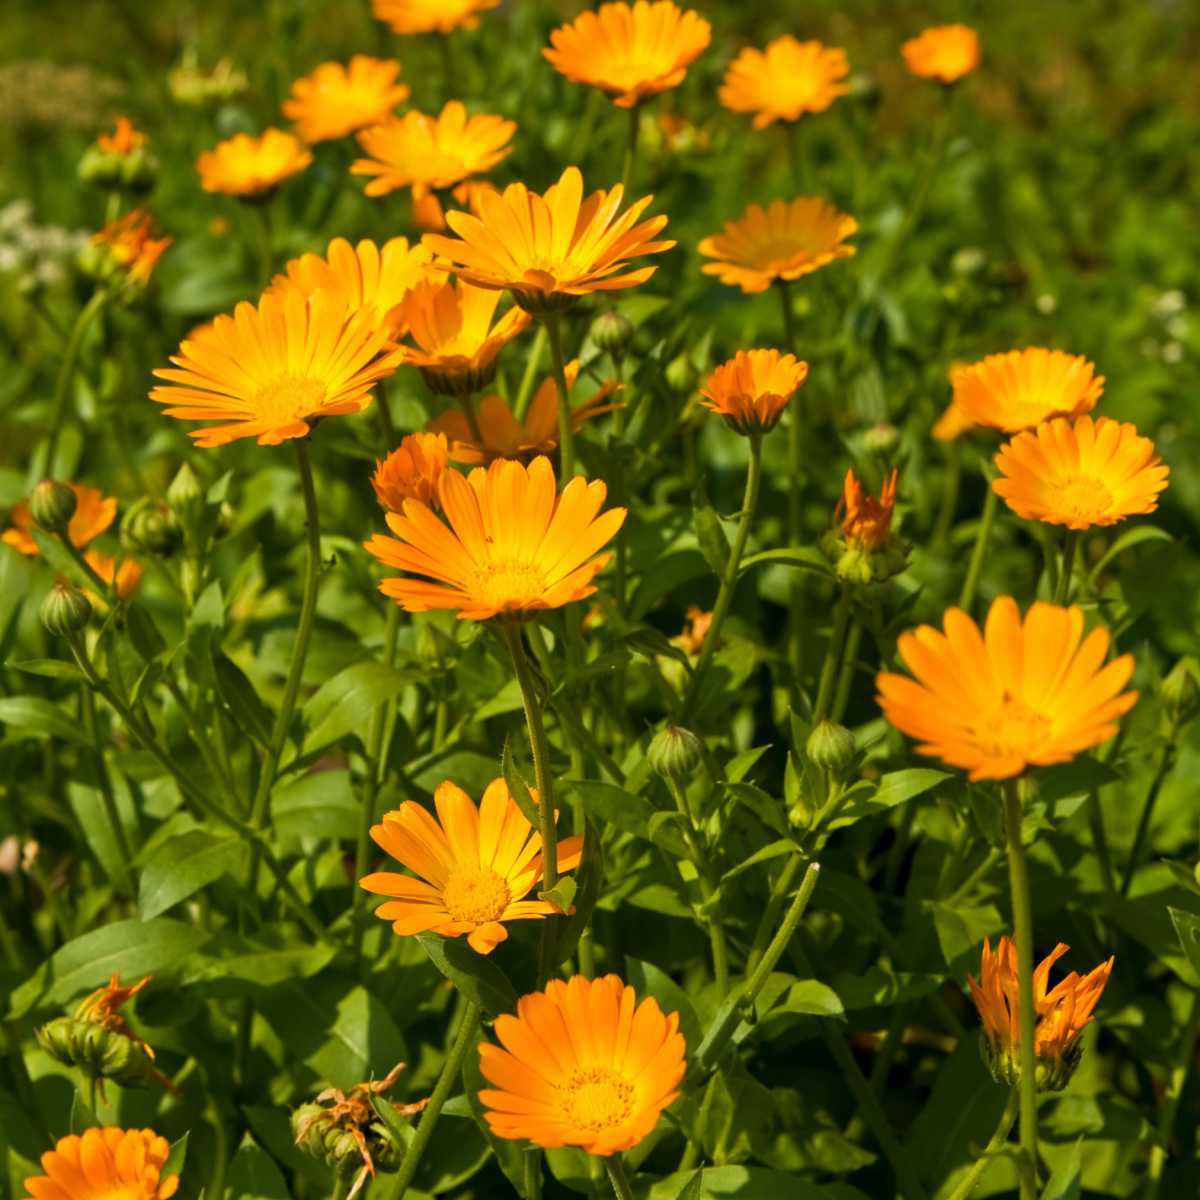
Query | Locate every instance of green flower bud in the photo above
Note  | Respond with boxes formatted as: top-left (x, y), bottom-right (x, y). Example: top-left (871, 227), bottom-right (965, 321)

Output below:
top-left (1160, 657), bottom-right (1200, 730)
top-left (166, 463), bottom-right (203, 524)
top-left (591, 309), bottom-right (634, 360)
top-left (648, 725), bottom-right (703, 783)
top-left (78, 145), bottom-right (120, 188)
top-left (35, 1016), bottom-right (155, 1088)
top-left (863, 423), bottom-right (899, 454)
top-left (121, 498), bottom-right (179, 556)
top-left (806, 720), bottom-right (856, 775)
top-left (291, 1105), bottom-right (401, 1176)
top-left (29, 480), bottom-right (77, 535)
top-left (41, 581), bottom-right (92, 637)
top-left (119, 149), bottom-right (159, 193)
top-left (664, 353), bottom-right (696, 395)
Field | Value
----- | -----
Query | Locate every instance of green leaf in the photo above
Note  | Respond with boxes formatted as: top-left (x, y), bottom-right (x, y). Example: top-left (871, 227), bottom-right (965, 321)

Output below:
top-left (1040, 1139), bottom-right (1082, 1200)
top-left (180, 931), bottom-right (336, 993)
top-left (70, 1091), bottom-right (98, 1134)
top-left (1169, 907), bottom-right (1200, 978)
top-left (271, 769), bottom-right (358, 841)
top-left (0, 695), bottom-right (90, 747)
top-left (162, 1132), bottom-right (188, 1180)
top-left (554, 821), bottom-right (602, 967)
top-left (501, 737), bottom-right (540, 827)
top-left (1087, 524), bottom-right (1172, 584)
top-left (8, 658), bottom-right (84, 681)
top-left (124, 603), bottom-right (166, 661)
top-left (303, 660), bottom-right (412, 753)
top-left (826, 768), bottom-right (950, 832)
top-left (137, 830), bottom-right (245, 920)
top-left (624, 958), bottom-right (703, 1051)
top-left (567, 778), bottom-right (654, 838)
top-left (417, 932), bottom-right (519, 1019)
top-left (212, 650), bottom-right (273, 748)
top-left (225, 1134), bottom-right (291, 1199)
top-left (539, 875), bottom-right (577, 915)
top-left (647, 1166), bottom-right (867, 1199)
top-left (693, 481), bottom-right (729, 575)
top-left (738, 547), bottom-right (832, 577)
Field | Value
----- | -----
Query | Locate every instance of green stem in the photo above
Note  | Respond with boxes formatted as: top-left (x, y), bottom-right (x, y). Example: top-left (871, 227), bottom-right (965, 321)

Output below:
top-left (785, 120), bottom-right (811, 191)
top-left (79, 682), bottom-right (133, 876)
top-left (831, 619), bottom-right (862, 723)
top-left (457, 390), bottom-right (483, 444)
top-left (943, 1088), bottom-right (1019, 1200)
top-left (255, 200), bottom-right (274, 288)
top-left (744, 853), bottom-right (800, 976)
top-left (515, 325), bottom-right (547, 420)
top-left (43, 290), bottom-right (108, 479)
top-left (620, 103), bottom-right (641, 195)
top-left (1053, 530), bottom-right (1079, 604)
top-left (543, 313), bottom-right (575, 480)
top-left (1120, 742), bottom-right (1176, 898)
top-left (1145, 988), bottom-right (1200, 1200)
top-left (605, 1155), bottom-right (636, 1200)
top-left (933, 442), bottom-right (962, 549)
top-left (777, 280), bottom-right (806, 687)
top-left (813, 587), bottom-right (851, 723)
top-left (958, 478), bottom-right (998, 612)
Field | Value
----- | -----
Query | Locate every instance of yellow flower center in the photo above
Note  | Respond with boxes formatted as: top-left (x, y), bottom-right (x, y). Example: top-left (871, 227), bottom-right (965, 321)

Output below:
top-left (974, 693), bottom-right (1052, 760)
top-left (1050, 475), bottom-right (1113, 521)
top-left (254, 374), bottom-right (327, 422)
top-left (467, 560), bottom-right (550, 610)
top-left (442, 867), bottom-right (510, 923)
top-left (560, 1066), bottom-right (635, 1132)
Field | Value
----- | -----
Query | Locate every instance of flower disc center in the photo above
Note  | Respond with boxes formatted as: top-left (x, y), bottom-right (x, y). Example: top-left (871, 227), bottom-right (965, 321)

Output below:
top-left (255, 374), bottom-right (328, 422)
top-left (467, 560), bottom-right (550, 610)
top-left (974, 692), bottom-right (1052, 759)
top-left (560, 1066), bottom-right (635, 1132)
top-left (1051, 475), bottom-right (1113, 521)
top-left (442, 867), bottom-right (510, 923)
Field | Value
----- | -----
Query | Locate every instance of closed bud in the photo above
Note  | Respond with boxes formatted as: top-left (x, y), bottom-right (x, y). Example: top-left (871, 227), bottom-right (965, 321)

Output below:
top-left (41, 581), bottom-right (92, 637)
top-left (648, 725), bottom-right (703, 782)
top-left (121, 498), bottom-right (179, 556)
top-left (119, 149), bottom-right (159, 193)
top-left (29, 480), bottom-right (77, 535)
top-left (1160, 657), bottom-right (1200, 731)
top-left (806, 720), bottom-right (856, 775)
top-left (166, 463), bottom-right (203, 523)
top-left (664, 353), bottom-right (696, 395)
top-left (863, 423), bottom-right (899, 454)
top-left (591, 309), bottom-right (634, 360)
top-left (36, 1016), bottom-right (155, 1090)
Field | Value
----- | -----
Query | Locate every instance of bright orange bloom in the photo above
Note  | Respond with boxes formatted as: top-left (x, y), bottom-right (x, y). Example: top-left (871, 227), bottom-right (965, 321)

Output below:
top-left (360, 778), bottom-right (583, 955)
top-left (24, 1127), bottom-right (179, 1200)
top-left (371, 0), bottom-right (500, 35)
top-left (91, 210), bottom-right (172, 284)
top-left (96, 115), bottom-right (146, 156)
top-left (283, 56), bottom-right (410, 143)
top-left (351, 102), bottom-right (515, 199)
top-left (196, 129), bottom-right (312, 197)
top-left (364, 455), bottom-right (625, 620)
top-left (423, 166), bottom-right (674, 315)
top-left (409, 179), bottom-right (496, 232)
top-left (85, 551), bottom-right (144, 600)
top-left (478, 973), bottom-right (686, 1154)
top-left (544, 2), bottom-right (711, 108)
top-left (877, 596), bottom-right (1137, 782)
top-left (719, 37), bottom-right (849, 128)
top-left (902, 25), bottom-right (980, 85)
top-left (838, 468), bottom-right (898, 550)
top-left (150, 290), bottom-right (401, 447)
top-left (699, 349), bottom-right (808, 435)
top-left (372, 433), bottom-right (451, 512)
top-left (428, 361), bottom-right (618, 463)
top-left (952, 348), bottom-right (1104, 434)
top-left (932, 400), bottom-right (974, 442)
top-left (4, 484), bottom-right (116, 556)
top-left (993, 415), bottom-right (1168, 530)
top-left (699, 197), bottom-right (857, 294)
top-left (673, 605), bottom-right (712, 656)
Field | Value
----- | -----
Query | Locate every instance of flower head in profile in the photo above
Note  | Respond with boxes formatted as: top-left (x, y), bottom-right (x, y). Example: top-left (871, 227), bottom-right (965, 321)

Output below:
top-left (902, 25), bottom-right (980, 85)
top-left (699, 349), bottom-right (808, 435)
top-left (877, 596), bottom-right (1137, 781)
top-left (720, 37), bottom-right (850, 128)
top-left (822, 469), bottom-right (907, 584)
top-left (283, 56), bottom-right (410, 143)
top-left (544, 2), bottom-right (712, 108)
top-left (351, 102), bottom-right (515, 199)
top-left (88, 210), bottom-right (172, 284)
top-left (372, 433), bottom-right (450, 512)
top-left (699, 197), bottom-right (857, 294)
top-left (372, 0), bottom-right (500, 35)
top-left (196, 128), bottom-right (312, 197)
top-left (423, 166), bottom-right (674, 315)
top-left (970, 937), bottom-right (1114, 1092)
top-left (150, 290), bottom-right (401, 447)
top-left (4, 484), bottom-right (115, 556)
top-left (364, 456), bottom-right (625, 620)
top-left (932, 400), bottom-right (975, 442)
top-left (993, 416), bottom-right (1168, 530)
top-left (952, 349), bottom-right (1104, 434)
top-left (23, 1127), bottom-right (178, 1200)
top-left (96, 116), bottom-right (146, 156)
top-left (360, 778), bottom-right (583, 955)
top-left (478, 973), bottom-right (686, 1154)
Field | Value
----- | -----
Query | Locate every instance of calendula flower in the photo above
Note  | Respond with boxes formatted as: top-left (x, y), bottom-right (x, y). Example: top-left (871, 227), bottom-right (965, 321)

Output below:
top-left (544, 2), bottom-right (712, 108)
top-left (360, 778), bottom-right (583, 955)
top-left (699, 197), bottom-right (857, 294)
top-left (23, 1127), bottom-right (179, 1199)
top-left (969, 936), bottom-right (1114, 1091)
top-left (952, 348), bottom-right (1104, 434)
top-left (364, 455), bottom-right (625, 619)
top-left (373, 432), bottom-right (450, 512)
top-left (4, 483), bottom-right (116, 556)
top-left (150, 290), bottom-right (402, 447)
top-left (196, 128), bottom-right (312, 198)
top-left (96, 115), bottom-right (146, 156)
top-left (876, 596), bottom-right (1137, 782)
top-left (351, 102), bottom-right (515, 199)
top-left (673, 605), bottom-right (712, 656)
top-left (371, 0), bottom-right (500, 35)
top-left (428, 361), bottom-right (619, 463)
top-left (409, 179), bottom-right (495, 232)
top-left (839, 468), bottom-right (898, 551)
top-left (283, 56), bottom-right (410, 143)
top-left (699, 349), bottom-right (808, 435)
top-left (719, 37), bottom-right (850, 128)
top-left (902, 25), bottom-right (980, 85)
top-left (85, 550), bottom-right (144, 600)
top-left (932, 400), bottom-right (974, 442)
top-left (423, 166), bottom-right (674, 315)
top-left (478, 973), bottom-right (686, 1154)
top-left (88, 209), bottom-right (172, 284)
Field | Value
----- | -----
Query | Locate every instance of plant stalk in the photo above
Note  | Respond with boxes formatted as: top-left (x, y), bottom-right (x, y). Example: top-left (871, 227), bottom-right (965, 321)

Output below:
top-left (543, 313), bottom-right (575, 480)
top-left (43, 290), bottom-right (109, 479)
top-left (943, 1088), bottom-right (1019, 1200)
top-left (958, 478), bottom-right (998, 612)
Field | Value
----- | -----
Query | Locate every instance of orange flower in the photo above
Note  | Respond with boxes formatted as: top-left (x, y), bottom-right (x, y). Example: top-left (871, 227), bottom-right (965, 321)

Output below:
top-left (544, 2), bottom-right (711, 108)
top-left (838, 468), bottom-right (898, 550)
top-left (24, 1127), bottom-right (179, 1200)
top-left (719, 37), bottom-right (849, 128)
top-left (372, 433), bottom-right (451, 512)
top-left (952, 349), bottom-right (1104, 433)
top-left (932, 400), bottom-right (974, 443)
top-left (699, 349), bottom-right (808, 435)
top-left (371, 0), bottom-right (500, 35)
top-left (364, 455), bottom-right (625, 620)
top-left (699, 197), bottom-right (857, 294)
top-left (478, 973), bottom-right (686, 1154)
top-left (4, 484), bottom-right (116, 556)
top-left (96, 115), bottom-right (146, 156)
top-left (410, 180), bottom-right (496, 232)
top-left (969, 937), bottom-right (1113, 1091)
top-left (360, 778), bottom-right (583, 955)
top-left (150, 290), bottom-right (401, 447)
top-left (902, 25), bottom-right (980, 85)
top-left (993, 416), bottom-right (1168, 530)
top-left (673, 605), bottom-right (712, 656)
top-left (283, 56), bottom-right (410, 143)
top-left (423, 166), bottom-right (674, 315)
top-left (351, 102), bottom-right (515, 199)
top-left (73, 974), bottom-right (154, 1057)
top-left (85, 550), bottom-right (144, 600)
top-left (91, 210), bottom-right (172, 283)
top-left (876, 596), bottom-right (1137, 781)
top-left (196, 129), bottom-right (312, 197)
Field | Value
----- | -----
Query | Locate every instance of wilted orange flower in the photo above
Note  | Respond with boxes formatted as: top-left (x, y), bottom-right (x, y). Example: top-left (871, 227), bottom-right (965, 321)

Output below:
top-left (74, 973), bottom-right (153, 1049)
top-left (902, 25), bottom-right (980, 85)
top-left (96, 115), bottom-right (146, 156)
top-left (969, 936), bottom-right (1114, 1090)
top-left (544, 2), bottom-right (711, 108)
top-left (478, 973), bottom-right (686, 1154)
top-left (719, 37), bottom-right (850, 128)
top-left (373, 433), bottom-right (451, 512)
top-left (838, 468), bottom-right (898, 551)
top-left (360, 778), bottom-right (583, 955)
top-left (150, 290), bottom-right (401, 447)
top-left (428, 361), bottom-right (619, 463)
top-left (91, 210), bottom-right (172, 284)
top-left (877, 596), bottom-right (1137, 781)
top-left (423, 166), bottom-right (674, 315)
top-left (364, 455), bottom-right (625, 619)
top-left (952, 348), bottom-right (1105, 434)
top-left (283, 56), bottom-right (410, 143)
top-left (994, 415), bottom-right (1169, 530)
top-left (699, 349), bottom-right (808, 435)
top-left (699, 197), bottom-right (857, 294)
top-left (196, 129), bottom-right (312, 197)
top-left (372, 0), bottom-right (500, 35)
top-left (24, 1127), bottom-right (179, 1200)
top-left (351, 102), bottom-right (515, 199)
top-left (674, 605), bottom-right (712, 656)
top-left (4, 484), bottom-right (116, 557)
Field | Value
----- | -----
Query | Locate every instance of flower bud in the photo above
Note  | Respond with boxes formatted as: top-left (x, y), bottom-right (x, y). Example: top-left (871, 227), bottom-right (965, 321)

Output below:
top-left (36, 1016), bottom-right (156, 1090)
top-left (863, 423), bottom-right (899, 454)
top-left (648, 725), bottom-right (703, 783)
top-left (29, 480), bottom-right (77, 535)
top-left (121, 498), bottom-right (179, 556)
top-left (41, 581), bottom-right (92, 637)
top-left (664, 353), bottom-right (696, 395)
top-left (166, 463), bottom-right (203, 524)
top-left (591, 309), bottom-right (634, 360)
top-left (806, 720), bottom-right (856, 775)
top-left (1160, 657), bottom-right (1200, 731)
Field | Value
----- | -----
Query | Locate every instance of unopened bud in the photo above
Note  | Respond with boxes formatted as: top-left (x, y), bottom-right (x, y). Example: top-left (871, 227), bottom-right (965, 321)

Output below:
top-left (41, 581), bottom-right (92, 637)
top-left (664, 353), bottom-right (696, 395)
top-left (166, 463), bottom-right (203, 523)
top-left (29, 481), bottom-right (77, 535)
top-left (1161, 657), bottom-right (1200, 730)
top-left (806, 720), bottom-right (856, 775)
top-left (121, 498), bottom-right (179, 556)
top-left (863, 423), bottom-right (899, 454)
top-left (36, 1017), bottom-right (155, 1089)
top-left (648, 725), bottom-right (703, 782)
top-left (591, 309), bottom-right (634, 360)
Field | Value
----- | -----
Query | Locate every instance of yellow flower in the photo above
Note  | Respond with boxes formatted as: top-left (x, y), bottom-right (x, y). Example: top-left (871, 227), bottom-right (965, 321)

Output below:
top-left (719, 37), bottom-right (850, 128)
top-left (699, 197), bottom-right (857, 294)
top-left (24, 1127), bottom-right (179, 1200)
top-left (951, 348), bottom-right (1104, 433)
top-left (932, 400), bottom-right (974, 442)
top-left (902, 25), bottom-right (980, 85)
top-left (371, 0), bottom-right (500, 35)
top-left (544, 1), bottom-right (711, 108)
top-left (699, 349), bottom-right (808, 435)
top-left (360, 778), bottom-right (583, 955)
top-left (4, 483), bottom-right (116, 557)
top-left (96, 115), bottom-right (146, 156)
top-left (196, 128), bottom-right (312, 198)
top-left (838, 468), bottom-right (899, 551)
top-left (372, 432), bottom-right (451, 512)
top-left (90, 209), bottom-right (172, 283)
top-left (283, 56), bottom-right (410, 143)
